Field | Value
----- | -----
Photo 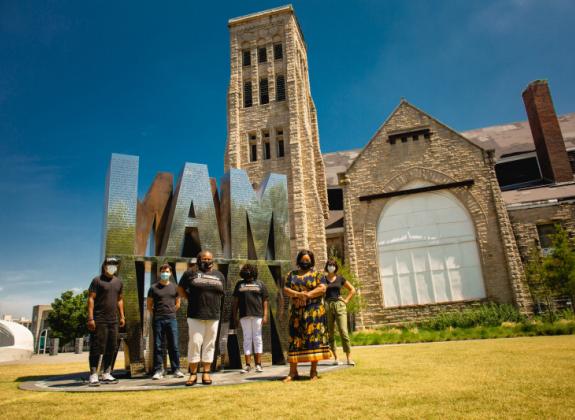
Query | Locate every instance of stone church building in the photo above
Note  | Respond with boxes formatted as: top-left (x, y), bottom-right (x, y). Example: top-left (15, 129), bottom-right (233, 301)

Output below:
top-left (226, 6), bottom-right (575, 326)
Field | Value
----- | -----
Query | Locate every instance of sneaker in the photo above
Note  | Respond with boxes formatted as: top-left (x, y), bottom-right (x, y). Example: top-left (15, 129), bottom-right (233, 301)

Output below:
top-left (240, 365), bottom-right (251, 374)
top-left (152, 371), bottom-right (164, 380)
top-left (172, 370), bottom-right (185, 378)
top-left (255, 365), bottom-right (263, 373)
top-left (88, 373), bottom-right (100, 387)
top-left (332, 359), bottom-right (341, 365)
top-left (101, 372), bottom-right (118, 384)
top-left (347, 359), bottom-right (356, 366)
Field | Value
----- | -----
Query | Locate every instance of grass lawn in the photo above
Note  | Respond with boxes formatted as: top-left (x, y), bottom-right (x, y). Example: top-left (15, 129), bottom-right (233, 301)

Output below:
top-left (1, 335), bottom-right (574, 419)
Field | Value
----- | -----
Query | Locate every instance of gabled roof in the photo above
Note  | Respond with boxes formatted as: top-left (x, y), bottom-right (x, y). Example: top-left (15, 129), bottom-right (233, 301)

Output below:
top-left (323, 110), bottom-right (575, 187)
top-left (342, 99), bottom-right (487, 179)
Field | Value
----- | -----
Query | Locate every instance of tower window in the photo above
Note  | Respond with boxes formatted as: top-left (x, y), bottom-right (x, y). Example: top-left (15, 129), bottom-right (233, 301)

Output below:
top-left (259, 78), bottom-right (269, 105)
top-left (276, 75), bottom-right (286, 101)
top-left (276, 128), bottom-right (285, 158)
top-left (258, 47), bottom-right (267, 63)
top-left (264, 141), bottom-right (271, 160)
top-left (242, 50), bottom-right (251, 66)
top-left (274, 43), bottom-right (283, 60)
top-left (249, 133), bottom-right (257, 162)
top-left (243, 81), bottom-right (253, 108)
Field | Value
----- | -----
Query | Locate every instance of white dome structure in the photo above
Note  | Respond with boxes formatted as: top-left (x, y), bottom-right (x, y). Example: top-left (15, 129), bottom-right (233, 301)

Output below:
top-left (0, 320), bottom-right (34, 362)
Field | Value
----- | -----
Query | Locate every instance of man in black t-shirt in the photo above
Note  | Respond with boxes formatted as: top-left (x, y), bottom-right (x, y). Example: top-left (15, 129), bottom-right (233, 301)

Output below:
top-left (232, 264), bottom-right (269, 373)
top-left (87, 257), bottom-right (125, 387)
top-left (147, 263), bottom-right (184, 379)
top-left (177, 251), bottom-right (226, 386)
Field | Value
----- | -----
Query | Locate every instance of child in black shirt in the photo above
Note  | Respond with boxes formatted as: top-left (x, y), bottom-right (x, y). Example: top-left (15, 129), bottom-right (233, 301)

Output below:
top-left (232, 264), bottom-right (269, 373)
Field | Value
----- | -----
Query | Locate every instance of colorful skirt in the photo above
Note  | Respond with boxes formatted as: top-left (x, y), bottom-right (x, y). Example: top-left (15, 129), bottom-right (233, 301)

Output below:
top-left (287, 299), bottom-right (331, 363)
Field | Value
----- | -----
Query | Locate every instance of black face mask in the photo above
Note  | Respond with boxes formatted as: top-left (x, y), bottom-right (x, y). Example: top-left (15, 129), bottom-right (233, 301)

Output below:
top-left (299, 261), bottom-right (312, 270)
top-left (200, 261), bottom-right (213, 271)
top-left (240, 270), bottom-right (252, 280)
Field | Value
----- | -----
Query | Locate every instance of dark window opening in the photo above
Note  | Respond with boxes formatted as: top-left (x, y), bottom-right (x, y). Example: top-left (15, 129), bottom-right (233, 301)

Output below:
top-left (242, 50), bottom-right (251, 66)
top-left (388, 128), bottom-right (430, 144)
top-left (250, 143), bottom-right (257, 162)
top-left (277, 139), bottom-right (285, 158)
top-left (259, 78), bottom-right (269, 105)
top-left (568, 150), bottom-right (575, 173)
top-left (276, 75), bottom-right (286, 101)
top-left (537, 223), bottom-right (557, 251)
top-left (258, 47), bottom-right (267, 63)
top-left (328, 188), bottom-right (344, 211)
top-left (495, 157), bottom-right (541, 188)
top-left (274, 43), bottom-right (283, 60)
top-left (264, 142), bottom-right (271, 160)
top-left (249, 134), bottom-right (256, 141)
top-left (243, 81), bottom-right (253, 108)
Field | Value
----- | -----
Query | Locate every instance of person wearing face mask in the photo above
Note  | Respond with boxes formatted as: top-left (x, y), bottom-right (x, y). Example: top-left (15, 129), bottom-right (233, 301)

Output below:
top-left (324, 259), bottom-right (356, 366)
top-left (87, 257), bottom-right (125, 387)
top-left (177, 250), bottom-right (226, 386)
top-left (147, 264), bottom-right (184, 380)
top-left (232, 263), bottom-right (269, 374)
top-left (282, 249), bottom-right (331, 382)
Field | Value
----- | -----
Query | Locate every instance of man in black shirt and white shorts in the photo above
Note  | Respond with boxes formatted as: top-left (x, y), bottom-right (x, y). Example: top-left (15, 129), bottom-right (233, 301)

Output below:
top-left (87, 257), bottom-right (125, 386)
top-left (178, 251), bottom-right (226, 386)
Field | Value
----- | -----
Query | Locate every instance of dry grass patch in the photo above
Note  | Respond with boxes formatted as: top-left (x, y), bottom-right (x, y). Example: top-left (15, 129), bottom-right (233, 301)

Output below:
top-left (1, 335), bottom-right (574, 419)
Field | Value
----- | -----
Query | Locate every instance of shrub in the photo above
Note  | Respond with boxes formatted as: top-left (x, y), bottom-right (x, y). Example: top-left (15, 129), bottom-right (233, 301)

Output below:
top-left (418, 303), bottom-right (526, 330)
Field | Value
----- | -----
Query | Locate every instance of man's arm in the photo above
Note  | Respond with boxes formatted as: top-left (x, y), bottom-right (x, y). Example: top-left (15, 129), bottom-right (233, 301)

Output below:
top-left (87, 292), bottom-right (96, 331)
top-left (118, 295), bottom-right (125, 327)
top-left (262, 299), bottom-right (269, 324)
top-left (146, 297), bottom-right (154, 313)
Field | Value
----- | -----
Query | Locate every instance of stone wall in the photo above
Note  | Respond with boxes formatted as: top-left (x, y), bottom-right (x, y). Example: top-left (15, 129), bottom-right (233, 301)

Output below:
top-left (508, 202), bottom-right (575, 262)
top-left (341, 101), bottom-right (531, 327)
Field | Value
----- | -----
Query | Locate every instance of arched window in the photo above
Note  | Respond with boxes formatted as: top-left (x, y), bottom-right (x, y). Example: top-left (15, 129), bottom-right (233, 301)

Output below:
top-left (377, 184), bottom-right (485, 307)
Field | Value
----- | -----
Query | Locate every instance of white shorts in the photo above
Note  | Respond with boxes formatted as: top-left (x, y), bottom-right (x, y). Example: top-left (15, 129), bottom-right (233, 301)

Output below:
top-left (240, 316), bottom-right (263, 355)
top-left (187, 318), bottom-right (219, 363)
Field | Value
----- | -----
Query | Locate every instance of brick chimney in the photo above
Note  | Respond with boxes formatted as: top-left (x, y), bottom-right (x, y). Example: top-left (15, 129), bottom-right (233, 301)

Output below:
top-left (522, 80), bottom-right (573, 183)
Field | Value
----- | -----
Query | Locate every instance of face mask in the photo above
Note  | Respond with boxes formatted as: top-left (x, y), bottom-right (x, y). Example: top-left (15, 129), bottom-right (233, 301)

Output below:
top-left (240, 270), bottom-right (251, 280)
top-left (160, 272), bottom-right (171, 282)
top-left (327, 265), bottom-right (336, 273)
top-left (200, 261), bottom-right (213, 271)
top-left (299, 261), bottom-right (311, 270)
top-left (106, 265), bottom-right (117, 275)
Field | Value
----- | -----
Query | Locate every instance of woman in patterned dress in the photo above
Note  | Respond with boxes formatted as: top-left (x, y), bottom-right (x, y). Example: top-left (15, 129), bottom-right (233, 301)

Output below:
top-left (282, 249), bottom-right (331, 382)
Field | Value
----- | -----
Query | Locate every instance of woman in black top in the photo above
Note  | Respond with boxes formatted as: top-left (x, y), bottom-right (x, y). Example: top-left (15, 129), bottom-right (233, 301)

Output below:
top-left (324, 258), bottom-right (356, 366)
top-left (232, 263), bottom-right (269, 374)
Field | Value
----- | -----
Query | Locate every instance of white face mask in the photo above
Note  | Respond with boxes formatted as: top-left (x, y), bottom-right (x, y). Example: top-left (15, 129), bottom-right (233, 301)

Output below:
top-left (327, 265), bottom-right (336, 273)
top-left (106, 265), bottom-right (118, 275)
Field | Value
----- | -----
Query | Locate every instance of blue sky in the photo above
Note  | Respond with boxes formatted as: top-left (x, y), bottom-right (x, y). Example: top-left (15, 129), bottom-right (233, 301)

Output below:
top-left (1, 0), bottom-right (574, 318)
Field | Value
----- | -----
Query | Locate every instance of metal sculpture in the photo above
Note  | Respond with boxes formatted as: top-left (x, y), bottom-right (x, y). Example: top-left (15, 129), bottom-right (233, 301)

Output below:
top-left (101, 154), bottom-right (291, 376)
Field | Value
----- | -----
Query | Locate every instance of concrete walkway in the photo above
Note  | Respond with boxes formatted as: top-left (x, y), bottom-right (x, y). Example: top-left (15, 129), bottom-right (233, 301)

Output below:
top-left (19, 361), bottom-right (351, 392)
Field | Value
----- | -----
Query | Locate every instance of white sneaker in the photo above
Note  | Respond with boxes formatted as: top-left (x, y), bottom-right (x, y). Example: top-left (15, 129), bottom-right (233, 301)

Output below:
top-left (101, 372), bottom-right (118, 383)
top-left (89, 373), bottom-right (100, 387)
top-left (332, 359), bottom-right (339, 365)
top-left (240, 365), bottom-right (251, 374)
top-left (347, 359), bottom-right (356, 366)
top-left (173, 370), bottom-right (185, 378)
top-left (152, 371), bottom-right (164, 380)
top-left (255, 365), bottom-right (263, 373)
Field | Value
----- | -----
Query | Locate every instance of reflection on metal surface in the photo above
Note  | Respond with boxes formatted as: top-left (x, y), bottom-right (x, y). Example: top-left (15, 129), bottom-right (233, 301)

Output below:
top-left (220, 169), bottom-right (290, 260)
top-left (101, 154), bottom-right (291, 375)
top-left (161, 163), bottom-right (224, 258)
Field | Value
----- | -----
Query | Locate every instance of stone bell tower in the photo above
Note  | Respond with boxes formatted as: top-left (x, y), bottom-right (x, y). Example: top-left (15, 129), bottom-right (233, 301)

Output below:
top-left (225, 5), bottom-right (329, 265)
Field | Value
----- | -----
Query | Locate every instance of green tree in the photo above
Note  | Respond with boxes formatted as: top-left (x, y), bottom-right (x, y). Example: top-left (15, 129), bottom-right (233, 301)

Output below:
top-left (47, 290), bottom-right (89, 348)
top-left (525, 245), bottom-right (556, 314)
top-left (543, 225), bottom-right (575, 310)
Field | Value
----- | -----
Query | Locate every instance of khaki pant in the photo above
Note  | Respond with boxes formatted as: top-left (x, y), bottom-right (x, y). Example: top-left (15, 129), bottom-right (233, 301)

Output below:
top-left (326, 299), bottom-right (351, 355)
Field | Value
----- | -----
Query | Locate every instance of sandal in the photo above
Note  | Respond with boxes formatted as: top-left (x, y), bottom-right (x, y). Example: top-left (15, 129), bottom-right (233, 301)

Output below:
top-left (282, 374), bottom-right (299, 383)
top-left (185, 373), bottom-right (197, 386)
top-left (310, 372), bottom-right (319, 381)
top-left (202, 373), bottom-right (213, 385)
